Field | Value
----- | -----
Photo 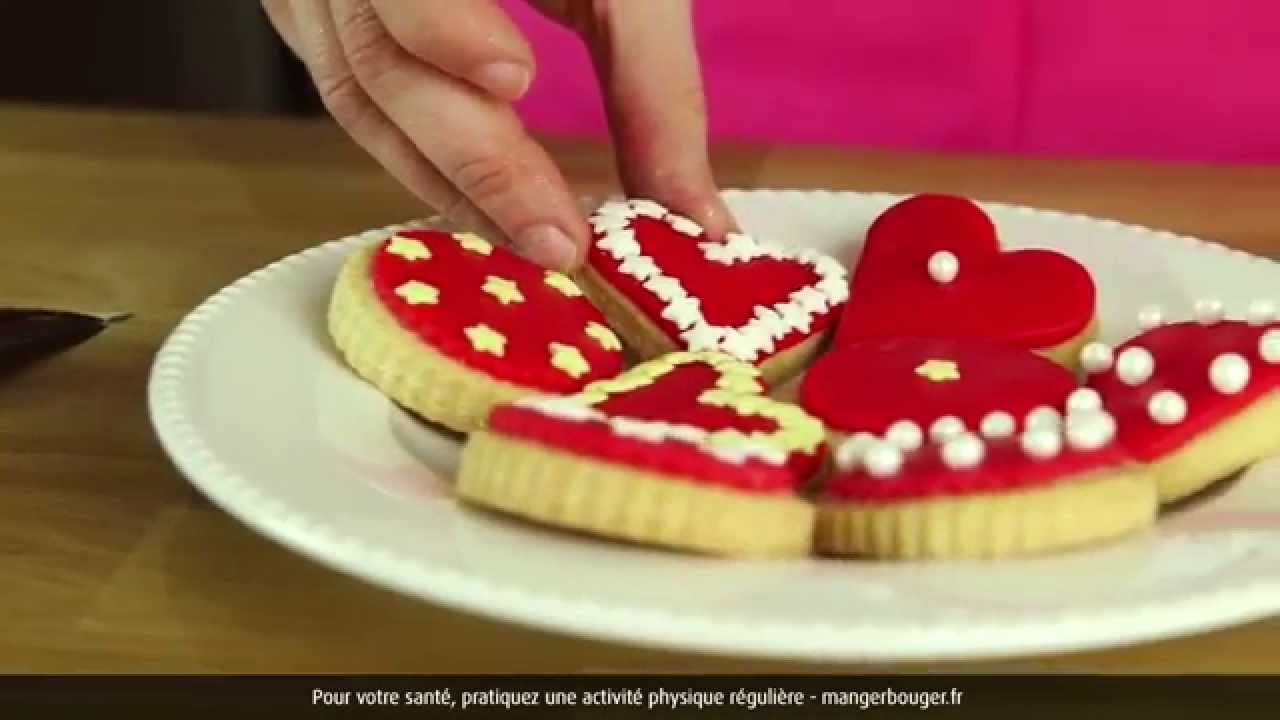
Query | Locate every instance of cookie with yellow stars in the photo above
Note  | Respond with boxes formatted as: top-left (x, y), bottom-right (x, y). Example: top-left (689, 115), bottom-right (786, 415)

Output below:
top-left (329, 228), bottom-right (625, 433)
top-left (459, 352), bottom-right (827, 557)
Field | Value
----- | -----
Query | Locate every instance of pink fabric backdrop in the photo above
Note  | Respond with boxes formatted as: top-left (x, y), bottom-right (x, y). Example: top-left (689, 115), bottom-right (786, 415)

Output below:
top-left (504, 0), bottom-right (1280, 164)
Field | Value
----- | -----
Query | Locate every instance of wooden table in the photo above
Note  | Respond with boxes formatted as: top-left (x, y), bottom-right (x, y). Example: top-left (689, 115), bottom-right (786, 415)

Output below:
top-left (2, 103), bottom-right (1278, 673)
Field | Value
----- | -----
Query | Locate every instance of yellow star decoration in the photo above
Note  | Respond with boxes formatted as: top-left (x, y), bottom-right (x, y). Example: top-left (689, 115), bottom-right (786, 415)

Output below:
top-left (454, 232), bottom-right (492, 255)
top-left (585, 322), bottom-right (621, 351)
top-left (463, 324), bottom-right (506, 357)
top-left (386, 235), bottom-right (431, 261)
top-left (394, 280), bottom-right (439, 306)
top-left (915, 358), bottom-right (961, 383)
top-left (482, 275), bottom-right (524, 305)
top-left (549, 342), bottom-right (590, 378)
top-left (544, 271), bottom-right (583, 297)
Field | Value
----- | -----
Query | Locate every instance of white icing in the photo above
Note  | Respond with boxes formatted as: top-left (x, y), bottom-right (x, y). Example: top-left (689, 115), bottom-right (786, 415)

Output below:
top-left (742, 323), bottom-right (776, 356)
top-left (719, 329), bottom-right (761, 362)
top-left (929, 415), bottom-right (966, 443)
top-left (590, 214), bottom-right (632, 234)
top-left (775, 301), bottom-right (813, 334)
top-left (1116, 347), bottom-right (1155, 386)
top-left (628, 199), bottom-right (667, 218)
top-left (1024, 406), bottom-right (1063, 430)
top-left (862, 441), bottom-right (904, 478)
top-left (976, 411), bottom-right (1015, 439)
top-left (1147, 390), bottom-right (1187, 425)
top-left (610, 417), bottom-right (681, 443)
top-left (1065, 409), bottom-right (1116, 450)
top-left (1194, 297), bottom-right (1225, 325)
top-left (660, 296), bottom-right (702, 330)
top-left (1080, 342), bottom-right (1115, 374)
top-left (1246, 299), bottom-right (1277, 326)
top-left (752, 305), bottom-right (791, 340)
top-left (516, 396), bottom-right (603, 422)
top-left (680, 323), bottom-right (725, 351)
top-left (597, 228), bottom-right (640, 258)
top-left (927, 250), bottom-right (959, 284)
top-left (595, 200), bottom-right (637, 219)
top-left (884, 420), bottom-right (924, 452)
top-left (666, 214), bottom-right (703, 236)
top-left (1209, 353), bottom-right (1250, 395)
top-left (618, 254), bottom-right (660, 281)
top-left (1066, 387), bottom-right (1103, 413)
top-left (644, 276), bottom-right (686, 302)
top-left (818, 276), bottom-right (850, 303)
top-left (1020, 427), bottom-right (1062, 460)
top-left (790, 286), bottom-right (829, 315)
top-left (941, 433), bottom-right (984, 469)
top-left (1262, 329), bottom-right (1280, 364)
top-left (812, 255), bottom-right (847, 280)
top-left (835, 432), bottom-right (878, 470)
top-left (1137, 305), bottom-right (1165, 330)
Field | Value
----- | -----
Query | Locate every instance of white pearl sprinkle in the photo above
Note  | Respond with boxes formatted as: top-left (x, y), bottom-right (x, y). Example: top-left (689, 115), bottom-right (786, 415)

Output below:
top-left (1065, 410), bottom-right (1117, 450)
top-left (863, 441), bottom-right (905, 478)
top-left (834, 432), bottom-right (878, 471)
top-left (1246, 299), bottom-right (1277, 326)
top-left (1147, 390), bottom-right (1188, 425)
top-left (927, 251), bottom-right (959, 284)
top-left (1194, 297), bottom-right (1225, 325)
top-left (929, 415), bottom-right (966, 443)
top-left (979, 411), bottom-right (1017, 439)
top-left (1079, 342), bottom-right (1114, 374)
top-left (1209, 353), bottom-right (1250, 395)
top-left (1137, 305), bottom-right (1165, 330)
top-left (1020, 427), bottom-right (1063, 460)
top-left (1024, 406), bottom-right (1063, 430)
top-left (884, 420), bottom-right (924, 452)
top-left (1067, 387), bottom-right (1103, 413)
top-left (1116, 347), bottom-right (1155, 386)
top-left (941, 433), bottom-right (985, 470)
top-left (1262, 329), bottom-right (1280, 364)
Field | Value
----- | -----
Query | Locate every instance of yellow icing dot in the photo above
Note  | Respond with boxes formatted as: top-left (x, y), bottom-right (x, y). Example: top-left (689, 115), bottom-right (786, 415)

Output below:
top-left (550, 343), bottom-right (590, 378)
top-left (544, 271), bottom-right (583, 297)
top-left (463, 324), bottom-right (506, 356)
top-left (915, 358), bottom-right (961, 383)
top-left (394, 280), bottom-right (439, 305)
top-left (575, 391), bottom-right (608, 405)
top-left (585, 322), bottom-right (622, 352)
top-left (454, 232), bottom-right (493, 255)
top-left (715, 373), bottom-right (764, 394)
top-left (706, 428), bottom-right (751, 448)
top-left (385, 235), bottom-right (431, 261)
top-left (482, 275), bottom-right (525, 305)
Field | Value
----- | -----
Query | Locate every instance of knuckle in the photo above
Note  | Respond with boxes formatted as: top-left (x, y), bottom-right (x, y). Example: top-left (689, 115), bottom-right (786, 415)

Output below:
top-left (334, 3), bottom-right (398, 82)
top-left (313, 71), bottom-right (364, 118)
top-left (449, 151), bottom-right (519, 204)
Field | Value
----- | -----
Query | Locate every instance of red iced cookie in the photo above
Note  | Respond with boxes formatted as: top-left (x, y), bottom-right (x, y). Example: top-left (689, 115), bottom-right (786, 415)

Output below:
top-left (580, 199), bottom-right (848, 382)
top-left (834, 194), bottom-right (1097, 367)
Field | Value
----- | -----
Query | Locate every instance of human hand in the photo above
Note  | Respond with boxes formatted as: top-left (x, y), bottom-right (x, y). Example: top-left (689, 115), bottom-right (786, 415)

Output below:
top-left (262, 0), bottom-right (733, 271)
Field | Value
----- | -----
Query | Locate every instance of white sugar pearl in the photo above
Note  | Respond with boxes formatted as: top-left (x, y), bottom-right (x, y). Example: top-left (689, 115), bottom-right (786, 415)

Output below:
top-left (1067, 388), bottom-right (1103, 413)
top-left (1147, 390), bottom-right (1188, 425)
top-left (1025, 406), bottom-right (1062, 430)
top-left (1194, 297), bottom-right (1225, 325)
top-left (929, 415), bottom-right (966, 443)
top-left (927, 251), bottom-right (959, 284)
top-left (863, 441), bottom-right (905, 478)
top-left (1079, 342), bottom-right (1115, 374)
top-left (1116, 347), bottom-right (1155, 386)
top-left (1065, 410), bottom-right (1117, 450)
top-left (979, 411), bottom-right (1017, 439)
top-left (884, 420), bottom-right (924, 452)
top-left (1262, 329), bottom-right (1280, 364)
top-left (1246, 299), bottom-right (1277, 326)
top-left (941, 433), bottom-right (985, 470)
top-left (1137, 305), bottom-right (1165, 330)
top-left (834, 433), bottom-right (878, 470)
top-left (1020, 428), bottom-right (1063, 460)
top-left (1209, 353), bottom-right (1250, 394)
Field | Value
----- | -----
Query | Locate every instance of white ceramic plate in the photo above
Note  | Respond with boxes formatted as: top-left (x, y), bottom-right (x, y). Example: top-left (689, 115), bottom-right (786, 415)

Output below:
top-left (149, 190), bottom-right (1280, 662)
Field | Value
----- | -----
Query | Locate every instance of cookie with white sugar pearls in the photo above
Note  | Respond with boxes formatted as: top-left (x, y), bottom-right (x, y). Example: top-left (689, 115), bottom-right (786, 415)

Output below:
top-left (581, 198), bottom-right (846, 384)
top-left (329, 228), bottom-right (623, 433)
top-left (1088, 316), bottom-right (1280, 503)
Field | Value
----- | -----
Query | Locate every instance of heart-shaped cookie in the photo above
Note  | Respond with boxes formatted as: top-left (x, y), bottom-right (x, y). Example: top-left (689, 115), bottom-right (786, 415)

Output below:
top-left (580, 199), bottom-right (848, 383)
top-left (458, 351), bottom-right (826, 556)
top-left (834, 194), bottom-right (1097, 369)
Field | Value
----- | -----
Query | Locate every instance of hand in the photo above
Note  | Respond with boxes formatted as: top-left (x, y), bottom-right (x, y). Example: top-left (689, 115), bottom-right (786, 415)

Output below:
top-left (262, 0), bottom-right (733, 271)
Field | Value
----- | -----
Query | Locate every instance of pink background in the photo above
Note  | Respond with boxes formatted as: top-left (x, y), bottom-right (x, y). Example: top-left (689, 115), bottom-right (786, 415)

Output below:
top-left (505, 0), bottom-right (1280, 164)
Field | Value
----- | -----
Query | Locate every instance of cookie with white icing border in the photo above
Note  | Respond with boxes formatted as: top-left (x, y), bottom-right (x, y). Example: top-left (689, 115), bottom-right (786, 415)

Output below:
top-left (1084, 300), bottom-right (1280, 503)
top-left (834, 194), bottom-right (1098, 370)
top-left (578, 199), bottom-right (848, 384)
top-left (817, 406), bottom-right (1156, 560)
top-left (458, 352), bottom-right (826, 557)
top-left (329, 229), bottom-right (624, 433)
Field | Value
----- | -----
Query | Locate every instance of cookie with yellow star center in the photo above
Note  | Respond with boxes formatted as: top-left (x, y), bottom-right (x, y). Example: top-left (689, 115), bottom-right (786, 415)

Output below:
top-left (328, 228), bottom-right (625, 432)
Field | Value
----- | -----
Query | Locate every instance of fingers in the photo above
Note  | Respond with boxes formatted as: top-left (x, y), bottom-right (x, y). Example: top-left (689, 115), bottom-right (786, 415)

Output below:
top-left (329, 0), bottom-right (587, 270)
top-left (370, 0), bottom-right (534, 101)
top-left (590, 0), bottom-right (735, 236)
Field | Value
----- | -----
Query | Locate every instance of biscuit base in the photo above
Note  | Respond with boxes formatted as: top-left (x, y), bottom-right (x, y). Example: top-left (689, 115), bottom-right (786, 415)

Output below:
top-left (816, 468), bottom-right (1156, 560)
top-left (329, 246), bottom-right (535, 434)
top-left (577, 264), bottom-right (828, 385)
top-left (1147, 390), bottom-right (1280, 504)
top-left (1037, 316), bottom-right (1099, 373)
top-left (458, 430), bottom-right (816, 557)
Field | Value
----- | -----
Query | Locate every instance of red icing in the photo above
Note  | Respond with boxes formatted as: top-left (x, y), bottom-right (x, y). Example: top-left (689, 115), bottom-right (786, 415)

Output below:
top-left (489, 358), bottom-right (825, 492)
top-left (588, 208), bottom-right (840, 362)
top-left (1087, 320), bottom-right (1280, 461)
top-left (835, 194), bottom-right (1096, 349)
top-left (370, 230), bottom-right (623, 392)
top-left (823, 436), bottom-right (1129, 502)
top-left (799, 337), bottom-right (1078, 434)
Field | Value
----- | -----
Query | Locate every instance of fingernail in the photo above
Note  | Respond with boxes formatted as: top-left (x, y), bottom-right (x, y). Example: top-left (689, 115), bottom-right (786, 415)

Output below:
top-left (516, 224), bottom-right (578, 271)
top-left (471, 61), bottom-right (531, 101)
